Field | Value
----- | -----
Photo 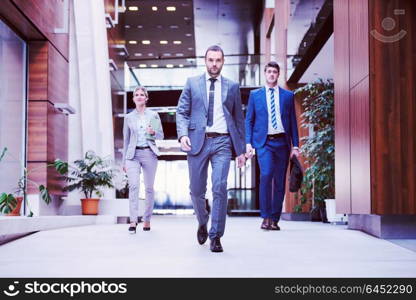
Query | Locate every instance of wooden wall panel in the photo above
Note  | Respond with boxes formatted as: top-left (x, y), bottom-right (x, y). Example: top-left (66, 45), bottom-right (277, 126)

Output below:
top-left (334, 0), bottom-right (352, 214)
top-left (104, 0), bottom-right (116, 20)
top-left (11, 0), bottom-right (69, 60)
top-left (350, 76), bottom-right (371, 214)
top-left (26, 162), bottom-right (47, 194)
top-left (47, 102), bottom-right (68, 164)
top-left (349, 0), bottom-right (369, 87)
top-left (370, 0), bottom-right (416, 214)
top-left (0, 0), bottom-right (44, 39)
top-left (48, 43), bottom-right (69, 104)
top-left (27, 101), bottom-right (48, 162)
top-left (28, 42), bottom-right (48, 101)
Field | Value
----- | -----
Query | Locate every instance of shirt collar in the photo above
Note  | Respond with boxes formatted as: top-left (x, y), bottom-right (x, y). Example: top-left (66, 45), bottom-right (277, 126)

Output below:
top-left (265, 85), bottom-right (279, 92)
top-left (205, 72), bottom-right (221, 83)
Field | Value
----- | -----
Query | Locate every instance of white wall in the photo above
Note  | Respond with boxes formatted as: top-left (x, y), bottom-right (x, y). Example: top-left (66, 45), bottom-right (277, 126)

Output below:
top-left (61, 0), bottom-right (116, 214)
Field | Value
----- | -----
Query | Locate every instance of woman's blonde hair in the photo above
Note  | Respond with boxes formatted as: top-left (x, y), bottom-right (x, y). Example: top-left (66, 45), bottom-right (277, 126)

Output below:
top-left (133, 86), bottom-right (149, 101)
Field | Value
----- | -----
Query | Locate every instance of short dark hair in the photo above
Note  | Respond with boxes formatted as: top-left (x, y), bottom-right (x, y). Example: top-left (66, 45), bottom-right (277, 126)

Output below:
top-left (204, 45), bottom-right (224, 59)
top-left (264, 61), bottom-right (280, 73)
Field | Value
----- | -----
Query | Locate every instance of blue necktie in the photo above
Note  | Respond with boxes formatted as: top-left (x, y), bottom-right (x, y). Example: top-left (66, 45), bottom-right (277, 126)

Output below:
top-left (207, 78), bottom-right (216, 127)
top-left (269, 88), bottom-right (278, 129)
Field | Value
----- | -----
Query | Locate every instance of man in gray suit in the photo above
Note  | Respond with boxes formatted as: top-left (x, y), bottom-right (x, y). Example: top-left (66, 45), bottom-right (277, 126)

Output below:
top-left (176, 45), bottom-right (246, 252)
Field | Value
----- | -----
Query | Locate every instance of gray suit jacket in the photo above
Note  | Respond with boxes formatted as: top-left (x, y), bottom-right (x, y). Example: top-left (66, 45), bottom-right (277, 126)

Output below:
top-left (176, 74), bottom-right (245, 157)
top-left (122, 109), bottom-right (164, 166)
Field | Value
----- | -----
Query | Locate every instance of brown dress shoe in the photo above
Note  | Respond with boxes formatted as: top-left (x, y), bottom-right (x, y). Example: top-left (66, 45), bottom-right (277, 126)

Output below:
top-left (261, 218), bottom-right (270, 230)
top-left (270, 221), bottom-right (280, 231)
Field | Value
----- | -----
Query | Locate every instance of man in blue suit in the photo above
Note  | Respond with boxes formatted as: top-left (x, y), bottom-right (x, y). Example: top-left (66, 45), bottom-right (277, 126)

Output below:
top-left (176, 45), bottom-right (246, 252)
top-left (245, 61), bottom-right (300, 230)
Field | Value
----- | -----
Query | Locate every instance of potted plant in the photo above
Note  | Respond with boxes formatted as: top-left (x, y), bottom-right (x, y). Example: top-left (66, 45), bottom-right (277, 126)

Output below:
top-left (295, 79), bottom-right (334, 223)
top-left (55, 150), bottom-right (117, 215)
top-left (0, 147), bottom-right (53, 216)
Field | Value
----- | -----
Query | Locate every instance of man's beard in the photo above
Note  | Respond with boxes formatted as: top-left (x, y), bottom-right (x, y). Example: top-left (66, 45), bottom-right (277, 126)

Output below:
top-left (208, 67), bottom-right (221, 76)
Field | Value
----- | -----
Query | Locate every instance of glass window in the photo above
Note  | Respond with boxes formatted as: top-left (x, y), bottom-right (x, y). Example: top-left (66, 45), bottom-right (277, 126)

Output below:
top-left (0, 20), bottom-right (27, 200)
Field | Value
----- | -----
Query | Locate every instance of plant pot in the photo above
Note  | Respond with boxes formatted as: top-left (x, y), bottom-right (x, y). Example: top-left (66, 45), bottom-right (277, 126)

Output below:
top-left (6, 196), bottom-right (23, 216)
top-left (81, 198), bottom-right (100, 215)
top-left (324, 199), bottom-right (348, 224)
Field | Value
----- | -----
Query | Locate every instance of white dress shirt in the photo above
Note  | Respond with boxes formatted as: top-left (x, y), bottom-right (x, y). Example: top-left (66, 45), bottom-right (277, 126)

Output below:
top-left (205, 72), bottom-right (228, 133)
top-left (136, 113), bottom-right (149, 147)
top-left (265, 85), bottom-right (285, 134)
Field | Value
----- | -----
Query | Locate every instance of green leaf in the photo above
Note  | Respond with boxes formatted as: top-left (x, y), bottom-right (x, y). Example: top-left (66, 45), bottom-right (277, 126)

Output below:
top-left (39, 185), bottom-right (52, 205)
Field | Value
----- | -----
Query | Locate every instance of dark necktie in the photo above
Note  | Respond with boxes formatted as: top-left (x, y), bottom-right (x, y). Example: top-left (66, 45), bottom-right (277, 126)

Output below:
top-left (269, 88), bottom-right (278, 129)
top-left (207, 77), bottom-right (216, 127)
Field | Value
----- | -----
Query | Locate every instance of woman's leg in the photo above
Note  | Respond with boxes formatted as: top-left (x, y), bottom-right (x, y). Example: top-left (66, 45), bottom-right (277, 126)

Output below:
top-left (140, 149), bottom-right (158, 224)
top-left (126, 152), bottom-right (141, 225)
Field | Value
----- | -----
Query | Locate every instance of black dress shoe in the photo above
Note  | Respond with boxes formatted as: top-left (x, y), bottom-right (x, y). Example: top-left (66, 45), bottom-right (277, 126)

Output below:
top-left (128, 224), bottom-right (137, 234)
top-left (197, 224), bottom-right (208, 245)
top-left (143, 227), bottom-right (150, 231)
top-left (270, 221), bottom-right (280, 231)
top-left (210, 237), bottom-right (223, 252)
top-left (205, 198), bottom-right (211, 214)
top-left (261, 218), bottom-right (270, 230)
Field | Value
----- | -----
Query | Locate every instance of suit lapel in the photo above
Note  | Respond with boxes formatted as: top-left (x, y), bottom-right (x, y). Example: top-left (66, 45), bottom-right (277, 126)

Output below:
top-left (221, 76), bottom-right (228, 104)
top-left (259, 87), bottom-right (267, 111)
top-left (198, 74), bottom-right (208, 112)
top-left (278, 87), bottom-right (285, 120)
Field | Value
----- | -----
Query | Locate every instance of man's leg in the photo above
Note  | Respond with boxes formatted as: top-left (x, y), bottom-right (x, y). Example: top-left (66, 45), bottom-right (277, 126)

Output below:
top-left (187, 140), bottom-right (211, 226)
top-left (257, 144), bottom-right (275, 221)
top-left (209, 136), bottom-right (232, 239)
top-left (271, 139), bottom-right (290, 223)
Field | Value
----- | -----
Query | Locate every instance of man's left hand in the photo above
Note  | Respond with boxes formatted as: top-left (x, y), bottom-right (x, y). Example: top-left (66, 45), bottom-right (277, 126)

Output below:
top-left (237, 154), bottom-right (246, 168)
top-left (290, 148), bottom-right (300, 158)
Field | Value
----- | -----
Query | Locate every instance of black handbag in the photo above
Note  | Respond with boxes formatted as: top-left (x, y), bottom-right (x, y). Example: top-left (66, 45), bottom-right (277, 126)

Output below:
top-left (289, 155), bottom-right (303, 192)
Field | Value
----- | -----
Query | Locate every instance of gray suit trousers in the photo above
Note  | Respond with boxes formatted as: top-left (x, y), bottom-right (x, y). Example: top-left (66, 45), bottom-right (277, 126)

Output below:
top-left (126, 148), bottom-right (158, 223)
top-left (187, 135), bottom-right (232, 239)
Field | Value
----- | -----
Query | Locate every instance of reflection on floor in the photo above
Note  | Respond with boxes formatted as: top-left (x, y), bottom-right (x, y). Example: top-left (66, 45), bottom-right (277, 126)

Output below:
top-left (1, 216), bottom-right (416, 277)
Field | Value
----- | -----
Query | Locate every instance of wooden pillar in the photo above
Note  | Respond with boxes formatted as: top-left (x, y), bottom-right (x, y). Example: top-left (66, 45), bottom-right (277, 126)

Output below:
top-left (334, 0), bottom-right (416, 237)
top-left (274, 0), bottom-right (290, 87)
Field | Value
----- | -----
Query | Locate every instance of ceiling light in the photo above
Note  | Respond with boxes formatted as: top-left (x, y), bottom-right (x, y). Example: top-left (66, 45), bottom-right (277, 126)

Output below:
top-left (160, 40), bottom-right (168, 44)
top-left (152, 6), bottom-right (158, 11)
top-left (125, 25), bottom-right (131, 28)
top-left (179, 64), bottom-right (184, 67)
top-left (170, 25), bottom-right (179, 29)
top-left (173, 41), bottom-right (182, 44)
top-left (176, 53), bottom-right (184, 57)
top-left (185, 33), bottom-right (192, 37)
top-left (151, 64), bottom-right (158, 68)
top-left (129, 40), bottom-right (137, 44)
top-left (166, 64), bottom-right (174, 68)
top-left (137, 25), bottom-right (143, 28)
top-left (188, 47), bottom-right (194, 50)
top-left (163, 53), bottom-right (172, 56)
top-left (166, 6), bottom-right (176, 11)
top-left (148, 53), bottom-right (154, 56)
top-left (142, 40), bottom-right (151, 44)
top-left (134, 53), bottom-right (142, 56)
top-left (128, 6), bottom-right (138, 11)
top-left (139, 64), bottom-right (147, 68)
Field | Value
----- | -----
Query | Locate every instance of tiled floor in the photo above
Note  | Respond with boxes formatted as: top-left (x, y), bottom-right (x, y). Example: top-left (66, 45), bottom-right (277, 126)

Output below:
top-left (1, 215), bottom-right (415, 277)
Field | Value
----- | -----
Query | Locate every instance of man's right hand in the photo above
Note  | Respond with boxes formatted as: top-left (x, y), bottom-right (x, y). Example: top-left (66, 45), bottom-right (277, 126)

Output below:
top-left (180, 136), bottom-right (192, 151)
top-left (245, 144), bottom-right (254, 159)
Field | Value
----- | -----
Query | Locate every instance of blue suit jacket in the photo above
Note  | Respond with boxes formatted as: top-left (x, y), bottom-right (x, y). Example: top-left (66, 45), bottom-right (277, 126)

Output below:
top-left (245, 86), bottom-right (299, 149)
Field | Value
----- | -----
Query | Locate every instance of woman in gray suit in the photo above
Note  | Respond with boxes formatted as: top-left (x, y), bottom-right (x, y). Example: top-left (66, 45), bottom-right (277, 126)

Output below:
top-left (122, 86), bottom-right (164, 234)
